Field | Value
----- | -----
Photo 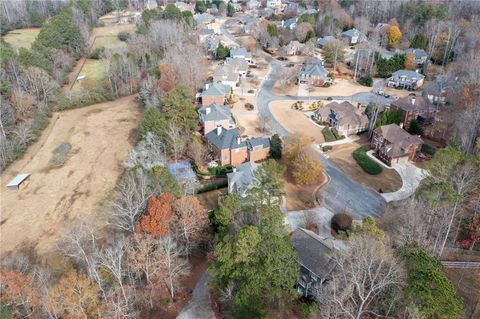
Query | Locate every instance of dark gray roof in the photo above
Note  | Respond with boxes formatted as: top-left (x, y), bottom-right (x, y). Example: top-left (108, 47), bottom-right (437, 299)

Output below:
top-left (317, 35), bottom-right (335, 46)
top-left (290, 228), bottom-right (336, 279)
top-left (391, 70), bottom-right (425, 81)
top-left (206, 128), bottom-right (270, 151)
top-left (299, 63), bottom-right (329, 79)
top-left (342, 28), bottom-right (361, 38)
top-left (230, 47), bottom-right (252, 60)
top-left (283, 17), bottom-right (297, 28)
top-left (404, 48), bottom-right (428, 59)
top-left (201, 83), bottom-right (230, 97)
top-left (198, 103), bottom-right (232, 122)
top-left (227, 161), bottom-right (258, 196)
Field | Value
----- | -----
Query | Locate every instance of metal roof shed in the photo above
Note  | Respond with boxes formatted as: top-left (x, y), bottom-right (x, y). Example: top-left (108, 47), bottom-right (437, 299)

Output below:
top-left (6, 173), bottom-right (31, 190)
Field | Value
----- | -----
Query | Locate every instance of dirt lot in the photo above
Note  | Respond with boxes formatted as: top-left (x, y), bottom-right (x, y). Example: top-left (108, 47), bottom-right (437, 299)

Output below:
top-left (0, 96), bottom-right (140, 256)
top-left (3, 28), bottom-right (40, 50)
top-left (327, 139), bottom-right (402, 193)
top-left (231, 95), bottom-right (266, 137)
top-left (269, 100), bottom-right (325, 143)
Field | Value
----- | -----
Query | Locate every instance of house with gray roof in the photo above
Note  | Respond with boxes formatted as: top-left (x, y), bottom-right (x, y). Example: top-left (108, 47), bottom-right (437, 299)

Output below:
top-left (199, 103), bottom-right (235, 134)
top-left (317, 35), bottom-right (335, 47)
top-left (200, 82), bottom-right (231, 106)
top-left (230, 47), bottom-right (253, 63)
top-left (206, 127), bottom-right (271, 166)
top-left (282, 17), bottom-right (298, 30)
top-left (341, 28), bottom-right (366, 45)
top-left (298, 63), bottom-right (331, 87)
top-left (225, 57), bottom-right (249, 75)
top-left (213, 64), bottom-right (240, 88)
top-left (227, 161), bottom-right (258, 196)
top-left (404, 48), bottom-right (428, 65)
top-left (314, 101), bottom-right (368, 136)
top-left (194, 13), bottom-right (215, 25)
top-left (290, 228), bottom-right (337, 297)
top-left (422, 75), bottom-right (462, 105)
top-left (388, 70), bottom-right (425, 90)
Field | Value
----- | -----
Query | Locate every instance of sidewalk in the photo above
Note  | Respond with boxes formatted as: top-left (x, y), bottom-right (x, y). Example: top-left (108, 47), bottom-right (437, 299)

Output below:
top-left (320, 135), bottom-right (361, 147)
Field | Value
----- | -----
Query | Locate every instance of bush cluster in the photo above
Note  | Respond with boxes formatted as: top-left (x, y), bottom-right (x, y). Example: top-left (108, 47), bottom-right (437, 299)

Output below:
top-left (352, 146), bottom-right (382, 175)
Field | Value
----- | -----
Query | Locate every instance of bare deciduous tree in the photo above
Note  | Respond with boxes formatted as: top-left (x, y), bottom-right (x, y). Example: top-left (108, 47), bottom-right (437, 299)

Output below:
top-left (124, 132), bottom-right (166, 170)
top-left (157, 235), bottom-right (190, 298)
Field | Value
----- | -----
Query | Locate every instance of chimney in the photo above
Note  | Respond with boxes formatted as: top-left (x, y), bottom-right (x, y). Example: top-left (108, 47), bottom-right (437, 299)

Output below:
top-left (205, 83), bottom-right (210, 90)
top-left (206, 107), bottom-right (211, 115)
top-left (233, 167), bottom-right (237, 172)
top-left (400, 123), bottom-right (404, 129)
top-left (216, 126), bottom-right (222, 135)
top-left (411, 97), bottom-right (416, 105)
top-left (237, 137), bottom-right (241, 144)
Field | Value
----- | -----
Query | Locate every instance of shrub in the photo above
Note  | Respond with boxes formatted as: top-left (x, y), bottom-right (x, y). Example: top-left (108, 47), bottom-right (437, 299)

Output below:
top-left (49, 143), bottom-right (71, 167)
top-left (331, 213), bottom-right (353, 232)
top-left (358, 75), bottom-right (373, 87)
top-left (327, 96), bottom-right (333, 100)
top-left (352, 146), bottom-right (382, 175)
top-left (322, 145), bottom-right (332, 152)
top-left (117, 31), bottom-right (131, 42)
top-left (421, 143), bottom-right (436, 155)
top-left (322, 127), bottom-right (336, 142)
top-left (89, 46), bottom-right (105, 59)
top-left (197, 179), bottom-right (228, 193)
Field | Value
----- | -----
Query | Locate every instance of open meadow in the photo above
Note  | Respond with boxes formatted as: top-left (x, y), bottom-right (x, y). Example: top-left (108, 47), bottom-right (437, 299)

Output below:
top-left (0, 95), bottom-right (140, 256)
top-left (2, 28), bottom-right (40, 50)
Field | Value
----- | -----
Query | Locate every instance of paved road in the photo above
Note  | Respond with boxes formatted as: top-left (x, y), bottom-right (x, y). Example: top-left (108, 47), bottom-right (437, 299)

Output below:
top-left (257, 61), bottom-right (388, 217)
top-left (176, 272), bottom-right (215, 319)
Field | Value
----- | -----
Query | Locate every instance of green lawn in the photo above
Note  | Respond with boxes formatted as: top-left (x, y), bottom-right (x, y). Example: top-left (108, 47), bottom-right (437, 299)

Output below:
top-left (3, 28), bottom-right (40, 50)
top-left (322, 127), bottom-right (336, 142)
top-left (93, 35), bottom-right (126, 50)
top-left (72, 59), bottom-right (107, 92)
top-left (352, 146), bottom-right (383, 175)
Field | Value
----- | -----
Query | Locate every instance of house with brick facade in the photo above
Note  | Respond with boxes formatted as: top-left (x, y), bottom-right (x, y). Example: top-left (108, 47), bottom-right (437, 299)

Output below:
top-left (206, 127), bottom-right (270, 166)
top-left (371, 124), bottom-right (423, 164)
top-left (200, 83), bottom-right (231, 106)
top-left (390, 95), bottom-right (435, 127)
top-left (314, 101), bottom-right (368, 136)
top-left (198, 103), bottom-right (235, 134)
top-left (298, 63), bottom-right (331, 87)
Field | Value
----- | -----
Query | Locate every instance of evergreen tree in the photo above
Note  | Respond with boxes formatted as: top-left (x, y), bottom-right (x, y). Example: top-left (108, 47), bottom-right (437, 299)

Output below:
top-left (216, 42), bottom-right (230, 60)
top-left (269, 134), bottom-right (283, 159)
top-left (410, 33), bottom-right (428, 50)
top-left (375, 109), bottom-right (403, 127)
top-left (227, 1), bottom-right (235, 17)
top-left (248, 159), bottom-right (285, 207)
top-left (408, 119), bottom-right (423, 135)
top-left (195, 0), bottom-right (207, 13)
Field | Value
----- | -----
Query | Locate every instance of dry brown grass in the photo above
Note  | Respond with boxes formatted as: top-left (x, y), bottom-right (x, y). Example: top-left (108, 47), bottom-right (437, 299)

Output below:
top-left (0, 95), bottom-right (140, 256)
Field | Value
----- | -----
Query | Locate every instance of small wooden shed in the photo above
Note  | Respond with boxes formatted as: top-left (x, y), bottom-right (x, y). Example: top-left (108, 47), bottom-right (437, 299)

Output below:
top-left (6, 173), bottom-right (31, 190)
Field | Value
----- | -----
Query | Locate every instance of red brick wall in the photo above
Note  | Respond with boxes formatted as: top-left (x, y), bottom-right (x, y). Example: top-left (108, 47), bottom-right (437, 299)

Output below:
top-left (249, 147), bottom-right (270, 162)
top-left (202, 96), bottom-right (225, 106)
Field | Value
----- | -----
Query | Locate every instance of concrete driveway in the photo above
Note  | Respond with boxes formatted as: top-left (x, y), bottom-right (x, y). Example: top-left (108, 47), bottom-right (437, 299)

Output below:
top-left (381, 162), bottom-right (427, 202)
top-left (176, 272), bottom-right (215, 319)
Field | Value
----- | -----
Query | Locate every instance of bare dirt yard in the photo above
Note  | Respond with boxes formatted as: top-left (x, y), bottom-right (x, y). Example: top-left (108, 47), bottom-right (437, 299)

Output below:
top-left (231, 96), bottom-right (266, 137)
top-left (0, 95), bottom-right (140, 256)
top-left (283, 169), bottom-right (327, 211)
top-left (327, 138), bottom-right (403, 193)
top-left (269, 100), bottom-right (325, 143)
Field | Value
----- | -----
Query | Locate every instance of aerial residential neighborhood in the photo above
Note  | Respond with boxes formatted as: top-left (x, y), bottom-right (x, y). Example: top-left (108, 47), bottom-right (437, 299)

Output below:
top-left (0, 0), bottom-right (479, 318)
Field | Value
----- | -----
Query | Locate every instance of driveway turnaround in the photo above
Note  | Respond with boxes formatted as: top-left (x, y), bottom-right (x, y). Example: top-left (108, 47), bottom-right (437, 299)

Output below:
top-left (381, 162), bottom-right (427, 202)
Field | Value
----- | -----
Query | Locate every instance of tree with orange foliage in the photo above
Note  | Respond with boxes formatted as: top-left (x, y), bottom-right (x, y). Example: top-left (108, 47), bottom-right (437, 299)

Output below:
top-left (49, 269), bottom-right (103, 318)
top-left (404, 53), bottom-right (416, 70)
top-left (173, 195), bottom-right (208, 254)
top-left (0, 269), bottom-right (40, 317)
top-left (137, 193), bottom-right (176, 236)
top-left (156, 64), bottom-right (180, 93)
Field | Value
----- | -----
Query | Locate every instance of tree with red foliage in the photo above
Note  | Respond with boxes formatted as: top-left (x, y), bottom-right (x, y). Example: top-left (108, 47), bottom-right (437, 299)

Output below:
top-left (467, 214), bottom-right (480, 250)
top-left (137, 193), bottom-right (176, 236)
top-left (155, 64), bottom-right (179, 93)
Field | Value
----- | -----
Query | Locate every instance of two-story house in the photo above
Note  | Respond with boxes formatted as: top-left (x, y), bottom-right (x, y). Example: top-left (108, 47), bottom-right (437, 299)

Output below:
top-left (230, 47), bottom-right (253, 64)
top-left (371, 124), bottom-right (423, 164)
top-left (341, 28), bottom-right (366, 45)
top-left (314, 101), bottom-right (369, 136)
top-left (298, 63), bottom-right (331, 87)
top-left (404, 48), bottom-right (428, 66)
top-left (200, 83), bottom-right (231, 106)
top-left (290, 228), bottom-right (337, 297)
top-left (206, 127), bottom-right (270, 166)
top-left (227, 161), bottom-right (258, 197)
top-left (390, 95), bottom-right (435, 127)
top-left (198, 103), bottom-right (235, 134)
top-left (388, 70), bottom-right (425, 90)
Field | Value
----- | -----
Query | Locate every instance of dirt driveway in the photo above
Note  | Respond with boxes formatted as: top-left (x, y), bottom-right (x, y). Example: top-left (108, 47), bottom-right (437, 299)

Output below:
top-left (327, 139), bottom-right (402, 193)
top-left (268, 100), bottom-right (325, 143)
top-left (0, 96), bottom-right (140, 256)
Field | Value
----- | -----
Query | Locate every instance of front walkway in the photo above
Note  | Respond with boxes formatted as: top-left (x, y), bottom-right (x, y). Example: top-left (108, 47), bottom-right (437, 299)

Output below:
top-left (321, 135), bottom-right (361, 147)
top-left (366, 150), bottom-right (427, 202)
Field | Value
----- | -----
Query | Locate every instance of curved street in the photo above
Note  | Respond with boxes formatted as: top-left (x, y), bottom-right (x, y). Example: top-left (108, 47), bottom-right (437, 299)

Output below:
top-left (257, 61), bottom-right (388, 217)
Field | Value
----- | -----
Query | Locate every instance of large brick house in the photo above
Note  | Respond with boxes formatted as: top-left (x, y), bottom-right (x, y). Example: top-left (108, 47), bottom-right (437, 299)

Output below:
top-left (371, 124), bottom-right (423, 164)
top-left (200, 83), bottom-right (231, 106)
top-left (314, 101), bottom-right (368, 136)
top-left (390, 95), bottom-right (435, 127)
top-left (206, 127), bottom-right (270, 166)
top-left (298, 63), bottom-right (331, 87)
top-left (198, 103), bottom-right (235, 134)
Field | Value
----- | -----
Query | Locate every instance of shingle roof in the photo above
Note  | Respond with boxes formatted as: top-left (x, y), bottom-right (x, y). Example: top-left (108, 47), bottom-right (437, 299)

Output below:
top-left (230, 47), bottom-right (252, 60)
top-left (375, 124), bottom-right (423, 158)
top-left (213, 64), bottom-right (240, 83)
top-left (194, 13), bottom-right (214, 24)
top-left (317, 35), bottom-right (335, 46)
top-left (404, 48), bottom-right (428, 59)
top-left (299, 63), bottom-right (329, 79)
top-left (391, 70), bottom-right (425, 81)
top-left (342, 28), bottom-right (361, 38)
top-left (206, 128), bottom-right (270, 151)
top-left (198, 103), bottom-right (232, 123)
top-left (227, 161), bottom-right (258, 196)
top-left (316, 101), bottom-right (368, 128)
top-left (201, 83), bottom-right (230, 97)
top-left (391, 95), bottom-right (432, 112)
top-left (290, 228), bottom-right (336, 279)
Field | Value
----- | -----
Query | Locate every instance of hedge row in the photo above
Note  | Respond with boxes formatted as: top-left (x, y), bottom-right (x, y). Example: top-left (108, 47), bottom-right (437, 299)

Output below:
top-left (196, 179), bottom-right (228, 194)
top-left (352, 146), bottom-right (382, 175)
top-left (422, 143), bottom-right (436, 155)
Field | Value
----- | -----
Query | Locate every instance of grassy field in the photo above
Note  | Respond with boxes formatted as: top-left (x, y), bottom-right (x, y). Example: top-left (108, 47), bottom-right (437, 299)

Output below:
top-left (3, 28), bottom-right (40, 50)
top-left (93, 35), bottom-right (127, 50)
top-left (0, 95), bottom-right (140, 256)
top-left (71, 59), bottom-right (107, 91)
